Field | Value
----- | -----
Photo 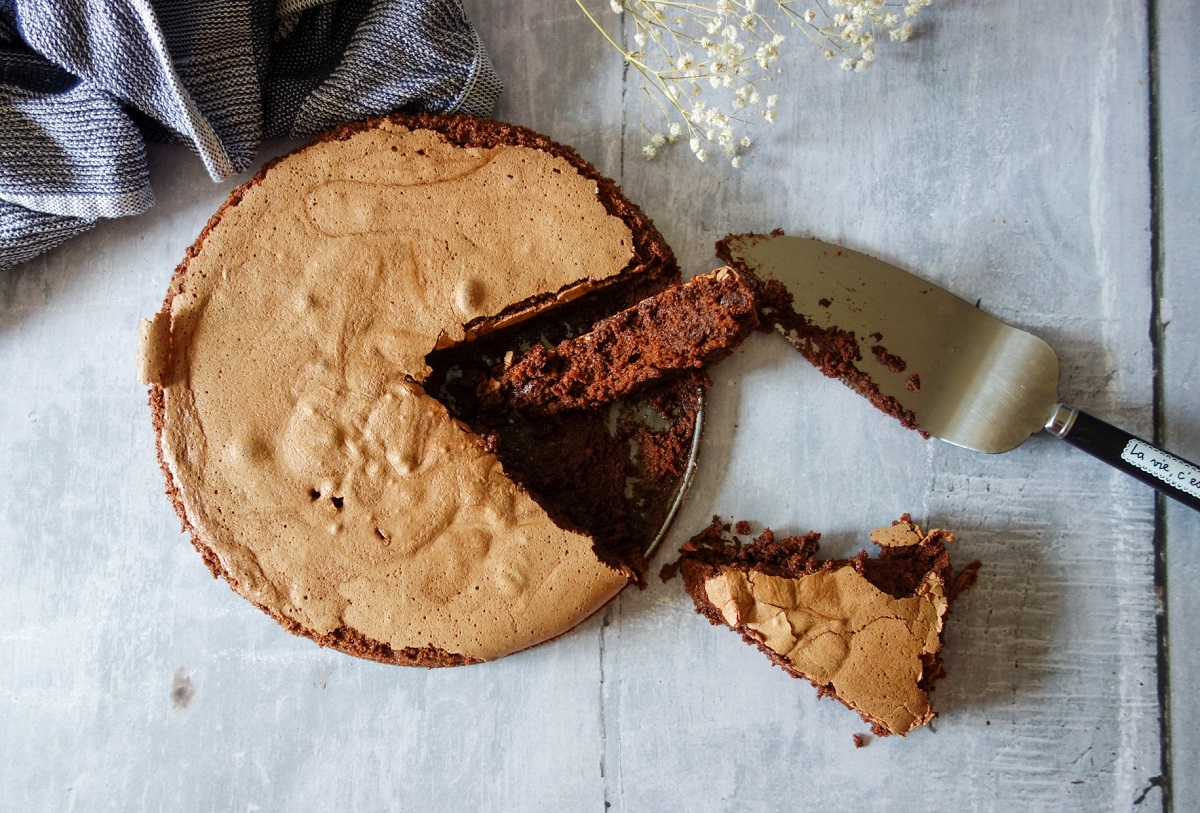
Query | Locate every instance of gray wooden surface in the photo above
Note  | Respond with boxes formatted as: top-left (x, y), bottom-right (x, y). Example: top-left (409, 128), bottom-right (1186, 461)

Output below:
top-left (1161, 0), bottom-right (1200, 808)
top-left (0, 0), bottom-right (1193, 809)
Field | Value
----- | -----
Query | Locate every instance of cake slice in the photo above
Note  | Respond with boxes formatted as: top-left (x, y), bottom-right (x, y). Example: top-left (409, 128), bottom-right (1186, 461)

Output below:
top-left (479, 267), bottom-right (758, 417)
top-left (676, 515), bottom-right (979, 736)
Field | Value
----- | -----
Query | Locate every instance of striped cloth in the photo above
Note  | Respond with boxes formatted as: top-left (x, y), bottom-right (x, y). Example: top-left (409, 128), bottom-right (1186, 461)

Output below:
top-left (0, 0), bottom-right (501, 270)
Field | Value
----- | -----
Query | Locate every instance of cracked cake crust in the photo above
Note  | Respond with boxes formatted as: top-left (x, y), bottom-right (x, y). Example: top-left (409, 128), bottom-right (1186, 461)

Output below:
top-left (140, 114), bottom-right (687, 666)
top-left (676, 514), bottom-right (979, 736)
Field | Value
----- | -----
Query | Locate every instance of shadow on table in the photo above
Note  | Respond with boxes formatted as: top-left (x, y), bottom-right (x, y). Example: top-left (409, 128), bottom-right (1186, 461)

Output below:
top-left (0, 235), bottom-right (100, 335)
top-left (921, 515), bottom-right (1066, 724)
top-left (611, 329), bottom-right (799, 625)
top-left (0, 141), bottom-right (303, 338)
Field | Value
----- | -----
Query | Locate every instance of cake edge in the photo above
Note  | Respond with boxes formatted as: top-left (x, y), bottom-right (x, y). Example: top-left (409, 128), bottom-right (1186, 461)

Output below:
top-left (675, 515), bottom-right (981, 735)
top-left (145, 113), bottom-right (681, 666)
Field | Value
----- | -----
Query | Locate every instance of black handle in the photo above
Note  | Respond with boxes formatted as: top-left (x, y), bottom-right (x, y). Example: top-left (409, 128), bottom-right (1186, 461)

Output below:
top-left (1051, 405), bottom-right (1200, 511)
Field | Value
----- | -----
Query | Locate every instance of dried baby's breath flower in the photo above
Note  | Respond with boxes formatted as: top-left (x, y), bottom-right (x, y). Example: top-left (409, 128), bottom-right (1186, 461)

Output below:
top-left (579, 0), bottom-right (933, 165)
top-left (779, 0), bottom-right (929, 70)
top-left (577, 0), bottom-right (782, 167)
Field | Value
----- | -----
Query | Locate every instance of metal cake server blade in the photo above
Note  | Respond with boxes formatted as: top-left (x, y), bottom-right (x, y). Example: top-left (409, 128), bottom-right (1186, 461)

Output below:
top-left (720, 232), bottom-right (1200, 511)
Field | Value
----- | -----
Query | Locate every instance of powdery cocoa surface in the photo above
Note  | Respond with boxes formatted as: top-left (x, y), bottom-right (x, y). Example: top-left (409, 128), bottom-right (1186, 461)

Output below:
top-left (675, 515), bottom-right (980, 736)
top-left (147, 113), bottom-right (690, 666)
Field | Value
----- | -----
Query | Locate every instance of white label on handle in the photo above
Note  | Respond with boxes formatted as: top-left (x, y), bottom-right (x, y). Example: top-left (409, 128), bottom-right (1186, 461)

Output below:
top-left (1121, 440), bottom-right (1200, 499)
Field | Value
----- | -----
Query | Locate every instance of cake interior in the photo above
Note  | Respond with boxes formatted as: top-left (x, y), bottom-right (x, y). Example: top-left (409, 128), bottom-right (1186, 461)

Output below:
top-left (715, 233), bottom-right (922, 434)
top-left (424, 266), bottom-right (702, 579)
top-left (479, 267), bottom-right (757, 418)
top-left (676, 516), bottom-right (980, 736)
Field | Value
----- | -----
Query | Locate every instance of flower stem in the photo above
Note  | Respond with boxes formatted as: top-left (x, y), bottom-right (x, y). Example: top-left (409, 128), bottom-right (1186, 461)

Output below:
top-left (574, 0), bottom-right (655, 73)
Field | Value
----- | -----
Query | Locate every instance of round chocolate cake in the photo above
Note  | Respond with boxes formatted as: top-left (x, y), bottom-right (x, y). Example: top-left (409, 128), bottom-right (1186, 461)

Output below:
top-left (138, 114), bottom-right (689, 665)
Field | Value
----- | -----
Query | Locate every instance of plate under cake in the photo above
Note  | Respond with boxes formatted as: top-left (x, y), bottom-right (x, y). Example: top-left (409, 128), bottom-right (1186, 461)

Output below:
top-left (676, 515), bottom-right (980, 736)
top-left (138, 114), bottom-right (698, 666)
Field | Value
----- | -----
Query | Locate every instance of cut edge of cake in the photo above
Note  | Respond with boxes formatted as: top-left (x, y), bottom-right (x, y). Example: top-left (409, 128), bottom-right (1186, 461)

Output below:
top-left (675, 514), bottom-right (980, 736)
top-left (478, 266), bottom-right (758, 418)
top-left (140, 113), bottom-right (689, 667)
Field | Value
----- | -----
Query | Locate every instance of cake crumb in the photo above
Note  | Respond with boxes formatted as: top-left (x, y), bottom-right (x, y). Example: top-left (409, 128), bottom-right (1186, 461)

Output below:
top-left (676, 514), bottom-right (978, 737)
top-left (659, 560), bottom-right (681, 583)
top-left (481, 268), bottom-right (757, 418)
top-left (906, 373), bottom-right (921, 392)
top-left (720, 236), bottom-right (923, 434)
top-left (734, 520), bottom-right (752, 536)
top-left (870, 344), bottom-right (907, 373)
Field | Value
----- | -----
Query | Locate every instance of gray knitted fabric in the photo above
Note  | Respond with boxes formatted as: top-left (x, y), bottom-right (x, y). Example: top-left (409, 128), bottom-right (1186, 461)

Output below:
top-left (0, 0), bottom-right (502, 269)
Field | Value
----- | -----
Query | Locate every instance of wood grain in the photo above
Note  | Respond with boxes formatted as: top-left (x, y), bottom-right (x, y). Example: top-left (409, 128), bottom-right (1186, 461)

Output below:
top-left (1158, 0), bottom-right (1200, 810)
top-left (0, 0), bottom-right (1182, 810)
top-left (608, 3), bottom-right (1161, 806)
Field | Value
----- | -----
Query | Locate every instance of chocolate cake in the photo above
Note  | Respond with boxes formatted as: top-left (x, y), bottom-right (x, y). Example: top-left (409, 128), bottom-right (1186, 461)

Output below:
top-left (716, 232), bottom-right (921, 433)
top-left (677, 515), bottom-right (979, 736)
top-left (479, 267), bottom-right (757, 417)
top-left (138, 114), bottom-right (699, 666)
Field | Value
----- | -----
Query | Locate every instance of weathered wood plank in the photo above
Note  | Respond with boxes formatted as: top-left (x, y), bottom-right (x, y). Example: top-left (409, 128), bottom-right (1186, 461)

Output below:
top-left (466, 0), bottom-right (628, 180)
top-left (607, 0), bottom-right (1161, 809)
top-left (0, 0), bottom-right (1170, 810)
top-left (1158, 0), bottom-right (1200, 809)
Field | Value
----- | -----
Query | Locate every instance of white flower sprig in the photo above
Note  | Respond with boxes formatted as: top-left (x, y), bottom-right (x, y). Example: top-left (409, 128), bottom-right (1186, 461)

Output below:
top-left (577, 0), bottom-right (933, 165)
top-left (779, 0), bottom-right (931, 72)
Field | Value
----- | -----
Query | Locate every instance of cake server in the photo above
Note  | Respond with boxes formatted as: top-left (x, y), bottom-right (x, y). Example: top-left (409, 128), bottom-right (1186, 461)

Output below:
top-left (720, 232), bottom-right (1200, 511)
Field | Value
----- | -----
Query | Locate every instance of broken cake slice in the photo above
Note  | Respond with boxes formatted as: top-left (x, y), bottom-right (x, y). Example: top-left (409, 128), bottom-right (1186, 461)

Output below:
top-left (479, 267), bottom-right (758, 417)
top-left (676, 515), bottom-right (979, 736)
